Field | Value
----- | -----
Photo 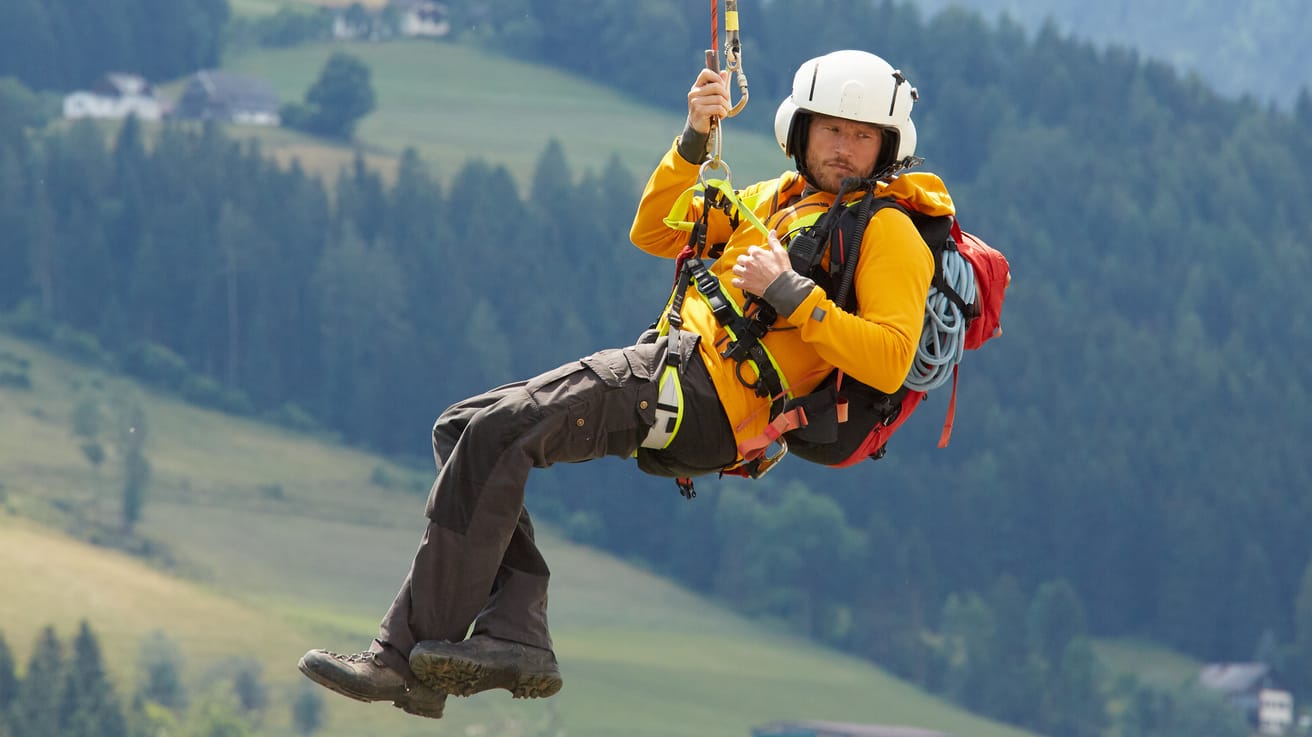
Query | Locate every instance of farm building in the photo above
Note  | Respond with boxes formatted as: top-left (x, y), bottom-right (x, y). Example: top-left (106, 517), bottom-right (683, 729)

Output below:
top-left (1198, 662), bottom-right (1295, 735)
top-left (172, 70), bottom-right (281, 126)
top-left (63, 73), bottom-right (162, 121)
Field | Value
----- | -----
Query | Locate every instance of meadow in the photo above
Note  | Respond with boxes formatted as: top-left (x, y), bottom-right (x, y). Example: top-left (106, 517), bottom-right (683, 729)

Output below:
top-left (0, 332), bottom-right (1039, 737)
top-left (209, 39), bottom-right (789, 192)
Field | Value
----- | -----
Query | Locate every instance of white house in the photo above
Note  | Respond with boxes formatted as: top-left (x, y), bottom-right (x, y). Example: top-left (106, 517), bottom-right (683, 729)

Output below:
top-left (396, 0), bottom-right (450, 38)
top-left (1198, 662), bottom-right (1297, 735)
top-left (333, 1), bottom-right (450, 40)
top-left (63, 73), bottom-right (162, 121)
top-left (1258, 688), bottom-right (1294, 736)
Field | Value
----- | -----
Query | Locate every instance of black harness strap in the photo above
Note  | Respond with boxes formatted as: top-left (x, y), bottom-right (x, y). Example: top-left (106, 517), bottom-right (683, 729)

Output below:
top-left (662, 182), bottom-right (788, 410)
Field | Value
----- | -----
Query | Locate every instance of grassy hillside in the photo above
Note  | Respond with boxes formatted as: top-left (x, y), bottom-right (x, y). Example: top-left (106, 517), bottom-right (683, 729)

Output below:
top-left (0, 331), bottom-right (1038, 737)
top-left (1091, 638), bottom-right (1202, 691)
top-left (206, 39), bottom-right (788, 191)
top-left (229, 0), bottom-right (383, 17)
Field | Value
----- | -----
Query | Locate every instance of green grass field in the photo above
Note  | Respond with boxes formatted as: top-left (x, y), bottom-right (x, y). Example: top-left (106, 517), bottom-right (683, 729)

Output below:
top-left (207, 40), bottom-right (789, 191)
top-left (1091, 638), bottom-right (1202, 690)
top-left (229, 0), bottom-right (384, 18)
top-left (0, 332), bottom-right (1040, 737)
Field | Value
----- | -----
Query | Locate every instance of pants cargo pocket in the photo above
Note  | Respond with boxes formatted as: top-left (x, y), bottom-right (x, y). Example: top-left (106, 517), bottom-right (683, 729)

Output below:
top-left (578, 346), bottom-right (660, 459)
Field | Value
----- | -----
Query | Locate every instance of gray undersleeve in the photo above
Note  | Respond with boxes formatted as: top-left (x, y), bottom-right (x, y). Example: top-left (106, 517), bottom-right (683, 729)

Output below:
top-left (677, 122), bottom-right (710, 164)
top-left (762, 270), bottom-right (816, 317)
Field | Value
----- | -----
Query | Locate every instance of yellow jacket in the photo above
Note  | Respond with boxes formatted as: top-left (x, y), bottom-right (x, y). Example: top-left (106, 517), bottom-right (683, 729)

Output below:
top-left (630, 141), bottom-right (950, 453)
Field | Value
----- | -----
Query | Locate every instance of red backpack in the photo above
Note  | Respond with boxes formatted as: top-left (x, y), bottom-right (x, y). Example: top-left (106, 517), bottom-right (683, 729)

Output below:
top-left (780, 198), bottom-right (1010, 467)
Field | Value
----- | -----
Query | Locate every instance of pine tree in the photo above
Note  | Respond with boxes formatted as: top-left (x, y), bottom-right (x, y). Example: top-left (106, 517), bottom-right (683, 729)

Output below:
top-left (1042, 638), bottom-right (1107, 737)
top-left (66, 0), bottom-right (134, 89)
top-left (214, 202), bottom-right (258, 389)
top-left (0, 0), bottom-right (60, 90)
top-left (26, 182), bottom-right (57, 320)
top-left (0, 631), bottom-right (17, 713)
top-left (113, 398), bottom-right (150, 532)
top-left (107, 114), bottom-right (150, 328)
top-left (940, 591), bottom-right (996, 711)
top-left (982, 575), bottom-right (1042, 725)
top-left (226, 659), bottom-right (267, 717)
top-left (385, 148), bottom-right (444, 309)
top-left (310, 224), bottom-right (412, 446)
top-left (11, 626), bottom-right (64, 737)
top-left (0, 136), bottom-right (31, 312)
top-left (336, 152), bottom-right (387, 244)
top-left (1291, 559), bottom-right (1312, 695)
top-left (1026, 578), bottom-right (1088, 671)
top-left (58, 622), bottom-right (127, 737)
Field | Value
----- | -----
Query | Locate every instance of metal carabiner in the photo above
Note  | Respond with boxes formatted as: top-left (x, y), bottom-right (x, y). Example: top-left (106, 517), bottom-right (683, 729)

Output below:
top-left (698, 157), bottom-right (731, 188)
top-left (721, 0), bottom-right (748, 118)
top-left (750, 437), bottom-right (788, 478)
top-left (704, 0), bottom-right (748, 169)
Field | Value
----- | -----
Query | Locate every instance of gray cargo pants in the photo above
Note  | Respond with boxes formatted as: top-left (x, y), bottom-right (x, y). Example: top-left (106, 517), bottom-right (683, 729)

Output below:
top-left (372, 333), bottom-right (735, 678)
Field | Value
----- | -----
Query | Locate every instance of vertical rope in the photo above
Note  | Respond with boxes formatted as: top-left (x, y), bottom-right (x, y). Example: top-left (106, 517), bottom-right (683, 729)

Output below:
top-left (710, 0), bottom-right (718, 59)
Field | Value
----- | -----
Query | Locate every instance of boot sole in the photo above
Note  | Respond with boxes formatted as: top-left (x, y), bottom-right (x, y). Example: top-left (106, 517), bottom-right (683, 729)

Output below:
top-left (298, 657), bottom-right (445, 718)
top-left (410, 651), bottom-right (563, 699)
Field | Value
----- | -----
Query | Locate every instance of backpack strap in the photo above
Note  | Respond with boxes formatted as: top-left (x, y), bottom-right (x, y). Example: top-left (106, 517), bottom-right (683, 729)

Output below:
top-left (938, 365), bottom-right (960, 448)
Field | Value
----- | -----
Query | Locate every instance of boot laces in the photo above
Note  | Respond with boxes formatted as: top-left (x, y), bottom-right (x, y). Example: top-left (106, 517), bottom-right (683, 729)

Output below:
top-left (329, 650), bottom-right (379, 664)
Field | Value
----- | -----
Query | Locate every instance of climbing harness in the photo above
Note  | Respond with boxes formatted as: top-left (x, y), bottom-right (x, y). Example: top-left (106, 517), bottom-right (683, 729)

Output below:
top-left (646, 178), bottom-right (800, 487)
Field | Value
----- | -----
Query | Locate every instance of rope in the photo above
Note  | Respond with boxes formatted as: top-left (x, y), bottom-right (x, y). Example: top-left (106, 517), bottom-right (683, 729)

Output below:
top-left (710, 0), bottom-right (718, 55)
top-left (704, 0), bottom-right (748, 169)
top-left (904, 248), bottom-right (976, 392)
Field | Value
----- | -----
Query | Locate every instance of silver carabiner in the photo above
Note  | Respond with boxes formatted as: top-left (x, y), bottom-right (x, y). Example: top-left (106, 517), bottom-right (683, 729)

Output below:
top-left (698, 157), bottom-right (731, 187)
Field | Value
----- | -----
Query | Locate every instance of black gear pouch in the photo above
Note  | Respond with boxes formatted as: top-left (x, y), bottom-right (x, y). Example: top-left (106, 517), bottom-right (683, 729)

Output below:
top-left (785, 373), bottom-right (907, 466)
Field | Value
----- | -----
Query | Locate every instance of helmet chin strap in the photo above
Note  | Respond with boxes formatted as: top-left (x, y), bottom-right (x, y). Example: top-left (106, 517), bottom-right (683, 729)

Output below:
top-left (865, 155), bottom-right (925, 185)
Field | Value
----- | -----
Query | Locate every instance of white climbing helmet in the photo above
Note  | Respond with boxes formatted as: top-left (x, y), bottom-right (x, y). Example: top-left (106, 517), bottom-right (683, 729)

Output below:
top-left (774, 49), bottom-right (919, 178)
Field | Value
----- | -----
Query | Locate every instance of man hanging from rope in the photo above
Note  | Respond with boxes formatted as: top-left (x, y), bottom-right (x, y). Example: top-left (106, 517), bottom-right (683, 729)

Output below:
top-left (297, 47), bottom-right (955, 720)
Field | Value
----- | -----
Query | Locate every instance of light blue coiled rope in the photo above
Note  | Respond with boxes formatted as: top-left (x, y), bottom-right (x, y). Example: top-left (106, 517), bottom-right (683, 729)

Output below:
top-left (903, 247), bottom-right (976, 391)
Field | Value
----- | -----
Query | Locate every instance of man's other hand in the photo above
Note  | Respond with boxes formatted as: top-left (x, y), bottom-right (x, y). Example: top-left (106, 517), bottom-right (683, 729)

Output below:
top-left (731, 231), bottom-right (792, 296)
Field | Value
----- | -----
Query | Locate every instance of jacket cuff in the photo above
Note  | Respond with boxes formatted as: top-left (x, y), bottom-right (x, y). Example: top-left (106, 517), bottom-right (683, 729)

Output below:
top-left (762, 270), bottom-right (816, 318)
top-left (676, 122), bottom-right (710, 164)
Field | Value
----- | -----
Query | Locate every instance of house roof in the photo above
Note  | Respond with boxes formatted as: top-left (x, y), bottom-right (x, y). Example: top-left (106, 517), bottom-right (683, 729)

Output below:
top-left (1199, 663), bottom-right (1270, 694)
top-left (753, 721), bottom-right (954, 737)
top-left (392, 0), bottom-right (447, 10)
top-left (93, 73), bottom-right (154, 98)
top-left (192, 70), bottom-right (280, 112)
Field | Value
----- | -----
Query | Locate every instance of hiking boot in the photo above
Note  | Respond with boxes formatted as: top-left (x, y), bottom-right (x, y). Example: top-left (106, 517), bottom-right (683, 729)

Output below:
top-left (298, 649), bottom-right (446, 719)
top-left (409, 635), bottom-right (563, 699)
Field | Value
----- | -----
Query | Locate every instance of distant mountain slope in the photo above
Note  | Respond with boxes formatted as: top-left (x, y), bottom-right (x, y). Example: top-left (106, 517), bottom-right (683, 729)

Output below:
top-left (0, 332), bottom-right (1038, 737)
top-left (921, 0), bottom-right (1312, 107)
top-left (219, 39), bottom-right (788, 188)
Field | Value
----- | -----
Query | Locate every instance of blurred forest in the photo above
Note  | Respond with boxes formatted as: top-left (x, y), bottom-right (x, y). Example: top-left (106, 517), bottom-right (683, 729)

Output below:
top-left (2, 1), bottom-right (1311, 735)
top-left (914, 0), bottom-right (1312, 108)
